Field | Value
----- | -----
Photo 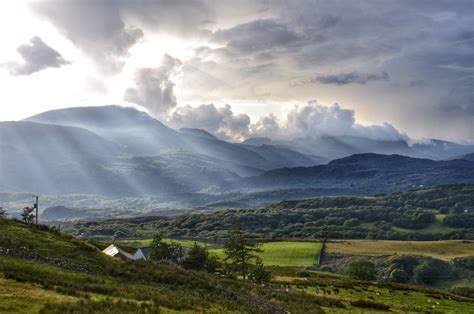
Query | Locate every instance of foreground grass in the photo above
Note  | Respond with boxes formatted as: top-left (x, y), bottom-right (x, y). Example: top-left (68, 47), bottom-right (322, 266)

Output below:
top-left (0, 277), bottom-right (76, 314)
top-left (326, 240), bottom-right (474, 260)
top-left (211, 241), bottom-right (323, 267)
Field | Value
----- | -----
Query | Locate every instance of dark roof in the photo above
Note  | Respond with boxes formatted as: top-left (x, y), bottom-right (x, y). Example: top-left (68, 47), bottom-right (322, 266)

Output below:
top-left (138, 247), bottom-right (150, 257)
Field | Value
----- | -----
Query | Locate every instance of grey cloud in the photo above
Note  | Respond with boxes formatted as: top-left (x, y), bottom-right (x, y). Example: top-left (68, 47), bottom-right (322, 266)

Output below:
top-left (124, 54), bottom-right (182, 117)
top-left (212, 19), bottom-right (301, 53)
top-left (31, 0), bottom-right (143, 74)
top-left (167, 104), bottom-right (251, 140)
top-left (5, 36), bottom-right (70, 76)
top-left (309, 72), bottom-right (389, 85)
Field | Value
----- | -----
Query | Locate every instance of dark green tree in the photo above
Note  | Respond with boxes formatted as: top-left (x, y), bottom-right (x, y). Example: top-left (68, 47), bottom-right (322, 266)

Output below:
top-left (149, 234), bottom-right (184, 264)
top-left (347, 260), bottom-right (376, 281)
top-left (21, 206), bottom-right (35, 225)
top-left (183, 243), bottom-right (209, 271)
top-left (0, 207), bottom-right (5, 218)
top-left (223, 225), bottom-right (261, 281)
top-left (249, 257), bottom-right (272, 284)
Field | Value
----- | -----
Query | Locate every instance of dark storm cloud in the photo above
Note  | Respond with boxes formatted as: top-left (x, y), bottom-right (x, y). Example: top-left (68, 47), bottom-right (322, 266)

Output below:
top-left (5, 36), bottom-right (70, 76)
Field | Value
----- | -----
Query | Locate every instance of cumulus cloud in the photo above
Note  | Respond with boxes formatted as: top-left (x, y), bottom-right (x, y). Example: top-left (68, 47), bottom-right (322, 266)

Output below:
top-left (305, 71), bottom-right (389, 85)
top-left (4, 36), bottom-right (70, 76)
top-left (124, 54), bottom-right (182, 117)
top-left (166, 100), bottom-right (407, 145)
top-left (251, 100), bottom-right (407, 142)
top-left (167, 104), bottom-right (251, 140)
top-left (31, 0), bottom-right (143, 74)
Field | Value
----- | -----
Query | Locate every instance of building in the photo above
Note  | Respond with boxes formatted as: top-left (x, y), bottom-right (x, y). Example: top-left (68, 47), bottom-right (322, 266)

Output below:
top-left (132, 247), bottom-right (151, 261)
top-left (102, 244), bottom-right (135, 260)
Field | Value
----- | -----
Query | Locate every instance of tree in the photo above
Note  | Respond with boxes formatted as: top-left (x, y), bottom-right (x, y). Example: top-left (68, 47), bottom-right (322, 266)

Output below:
top-left (223, 225), bottom-right (261, 281)
top-left (414, 260), bottom-right (451, 284)
top-left (183, 243), bottom-right (209, 271)
top-left (0, 207), bottom-right (6, 218)
top-left (149, 234), bottom-right (184, 264)
top-left (347, 260), bottom-right (376, 281)
top-left (21, 206), bottom-right (35, 225)
top-left (249, 258), bottom-right (272, 284)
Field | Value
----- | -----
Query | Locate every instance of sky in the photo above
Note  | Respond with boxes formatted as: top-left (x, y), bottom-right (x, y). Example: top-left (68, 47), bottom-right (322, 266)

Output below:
top-left (0, 0), bottom-right (473, 143)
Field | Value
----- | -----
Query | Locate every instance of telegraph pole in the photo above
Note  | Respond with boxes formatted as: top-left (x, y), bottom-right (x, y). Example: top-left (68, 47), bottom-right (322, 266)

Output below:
top-left (32, 195), bottom-right (39, 226)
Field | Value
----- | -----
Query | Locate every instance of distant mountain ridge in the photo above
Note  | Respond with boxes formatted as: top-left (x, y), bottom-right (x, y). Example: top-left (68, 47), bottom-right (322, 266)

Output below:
top-left (0, 105), bottom-right (472, 204)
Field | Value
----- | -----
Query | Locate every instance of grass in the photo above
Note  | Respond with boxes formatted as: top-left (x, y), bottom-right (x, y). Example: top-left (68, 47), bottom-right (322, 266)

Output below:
top-left (0, 277), bottom-right (76, 314)
top-left (211, 241), bottom-right (323, 267)
top-left (326, 239), bottom-right (474, 260)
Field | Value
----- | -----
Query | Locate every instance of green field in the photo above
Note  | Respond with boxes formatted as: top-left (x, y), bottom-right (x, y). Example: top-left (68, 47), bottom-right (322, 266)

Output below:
top-left (211, 241), bottom-right (323, 267)
top-left (326, 240), bottom-right (474, 260)
top-left (121, 239), bottom-right (323, 267)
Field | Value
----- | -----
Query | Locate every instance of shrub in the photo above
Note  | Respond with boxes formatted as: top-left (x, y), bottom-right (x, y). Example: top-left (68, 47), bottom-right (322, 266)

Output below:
top-left (389, 269), bottom-right (409, 283)
top-left (347, 260), bottom-right (376, 281)
top-left (414, 259), bottom-right (452, 284)
top-left (296, 270), bottom-right (312, 278)
top-left (350, 299), bottom-right (389, 311)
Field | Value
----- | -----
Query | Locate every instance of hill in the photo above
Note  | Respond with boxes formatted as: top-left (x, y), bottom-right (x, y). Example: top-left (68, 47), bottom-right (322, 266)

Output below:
top-left (2, 218), bottom-right (474, 313)
top-left (220, 154), bottom-right (474, 196)
top-left (0, 218), bottom-right (324, 313)
top-left (66, 184), bottom-right (474, 240)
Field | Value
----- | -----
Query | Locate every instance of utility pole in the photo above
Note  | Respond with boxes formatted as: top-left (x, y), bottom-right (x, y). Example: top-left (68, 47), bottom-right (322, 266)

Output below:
top-left (32, 195), bottom-right (39, 226)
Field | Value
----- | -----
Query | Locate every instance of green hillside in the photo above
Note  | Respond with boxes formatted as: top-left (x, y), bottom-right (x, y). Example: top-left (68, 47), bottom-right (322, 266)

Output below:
top-left (1, 218), bottom-right (474, 313)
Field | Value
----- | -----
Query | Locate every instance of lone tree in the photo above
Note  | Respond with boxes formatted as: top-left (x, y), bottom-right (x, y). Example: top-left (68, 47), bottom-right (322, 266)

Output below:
top-left (347, 260), bottom-right (376, 281)
top-left (21, 206), bottom-right (35, 225)
top-left (223, 225), bottom-right (261, 281)
top-left (0, 207), bottom-right (5, 218)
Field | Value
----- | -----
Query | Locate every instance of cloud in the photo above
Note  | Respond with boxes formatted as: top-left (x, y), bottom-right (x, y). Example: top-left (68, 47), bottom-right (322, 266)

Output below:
top-left (4, 36), bottom-right (70, 76)
top-left (211, 19), bottom-right (301, 53)
top-left (167, 104), bottom-right (251, 140)
top-left (307, 71), bottom-right (389, 85)
top-left (251, 100), bottom-right (407, 142)
top-left (31, 0), bottom-right (143, 74)
top-left (124, 54), bottom-right (182, 117)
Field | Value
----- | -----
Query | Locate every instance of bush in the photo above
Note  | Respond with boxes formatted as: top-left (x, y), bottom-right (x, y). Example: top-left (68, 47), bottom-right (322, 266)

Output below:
top-left (389, 269), bottom-right (409, 283)
top-left (449, 286), bottom-right (474, 298)
top-left (296, 270), bottom-right (311, 278)
top-left (347, 260), bottom-right (376, 281)
top-left (343, 218), bottom-right (360, 227)
top-left (414, 259), bottom-right (452, 284)
top-left (320, 266), bottom-right (333, 272)
top-left (350, 299), bottom-right (389, 311)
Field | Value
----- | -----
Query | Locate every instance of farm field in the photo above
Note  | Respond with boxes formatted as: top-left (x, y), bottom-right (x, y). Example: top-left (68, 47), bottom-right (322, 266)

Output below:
top-left (211, 241), bottom-right (323, 267)
top-left (120, 239), bottom-right (324, 267)
top-left (326, 240), bottom-right (474, 260)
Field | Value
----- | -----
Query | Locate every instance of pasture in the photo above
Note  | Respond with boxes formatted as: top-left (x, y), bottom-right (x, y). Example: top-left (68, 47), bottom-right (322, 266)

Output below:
top-left (211, 241), bottom-right (323, 267)
top-left (326, 240), bottom-right (474, 260)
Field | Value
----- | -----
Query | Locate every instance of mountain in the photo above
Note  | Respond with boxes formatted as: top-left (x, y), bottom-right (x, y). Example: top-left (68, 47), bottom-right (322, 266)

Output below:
top-left (411, 139), bottom-right (474, 160)
top-left (179, 128), bottom-right (218, 140)
top-left (26, 106), bottom-right (321, 174)
top-left (449, 153), bottom-right (474, 162)
top-left (220, 153), bottom-right (474, 195)
top-left (243, 135), bottom-right (423, 160)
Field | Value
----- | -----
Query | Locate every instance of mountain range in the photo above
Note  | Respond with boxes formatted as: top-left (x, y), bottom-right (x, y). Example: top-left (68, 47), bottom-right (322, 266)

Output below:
top-left (0, 105), bottom-right (473, 205)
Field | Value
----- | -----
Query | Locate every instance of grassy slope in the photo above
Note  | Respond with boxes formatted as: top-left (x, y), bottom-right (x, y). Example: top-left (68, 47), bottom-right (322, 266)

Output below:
top-left (0, 219), bottom-right (326, 313)
top-left (326, 240), bottom-right (474, 260)
top-left (1, 219), bottom-right (473, 313)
